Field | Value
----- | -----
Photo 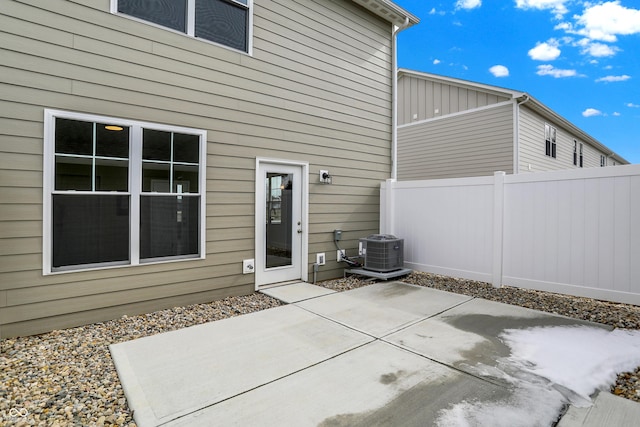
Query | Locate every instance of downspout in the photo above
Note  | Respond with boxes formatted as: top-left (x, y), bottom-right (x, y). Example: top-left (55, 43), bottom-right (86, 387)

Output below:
top-left (514, 94), bottom-right (530, 174)
top-left (391, 17), bottom-right (410, 180)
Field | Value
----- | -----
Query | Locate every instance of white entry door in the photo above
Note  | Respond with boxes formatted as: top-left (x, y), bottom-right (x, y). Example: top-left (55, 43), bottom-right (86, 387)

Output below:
top-left (255, 160), bottom-right (307, 288)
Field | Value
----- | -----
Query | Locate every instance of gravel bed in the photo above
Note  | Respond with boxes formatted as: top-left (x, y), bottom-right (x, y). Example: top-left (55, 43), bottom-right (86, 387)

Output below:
top-left (2, 272), bottom-right (639, 426)
top-left (1, 294), bottom-right (283, 426)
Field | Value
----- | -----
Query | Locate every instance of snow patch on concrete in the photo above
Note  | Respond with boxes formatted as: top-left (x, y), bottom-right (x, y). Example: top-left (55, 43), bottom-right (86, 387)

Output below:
top-left (436, 325), bottom-right (640, 426)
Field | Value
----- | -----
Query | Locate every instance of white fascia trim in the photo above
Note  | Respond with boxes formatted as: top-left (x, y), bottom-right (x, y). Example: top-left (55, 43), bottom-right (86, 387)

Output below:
top-left (397, 100), bottom-right (515, 129)
top-left (350, 0), bottom-right (419, 28)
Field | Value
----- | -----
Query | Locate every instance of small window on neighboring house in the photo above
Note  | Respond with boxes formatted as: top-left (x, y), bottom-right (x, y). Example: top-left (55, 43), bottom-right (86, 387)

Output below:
top-left (601, 155), bottom-right (606, 167)
top-left (44, 110), bottom-right (206, 273)
top-left (573, 140), bottom-right (577, 166)
top-left (579, 143), bottom-right (583, 167)
top-left (115, 0), bottom-right (252, 53)
top-left (545, 123), bottom-right (557, 158)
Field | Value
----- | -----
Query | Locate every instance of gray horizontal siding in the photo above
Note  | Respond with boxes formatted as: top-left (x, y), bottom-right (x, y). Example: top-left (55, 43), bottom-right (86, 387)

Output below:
top-left (518, 106), bottom-right (612, 173)
top-left (398, 74), bottom-right (511, 125)
top-left (0, 0), bottom-right (392, 337)
top-left (397, 103), bottom-right (515, 180)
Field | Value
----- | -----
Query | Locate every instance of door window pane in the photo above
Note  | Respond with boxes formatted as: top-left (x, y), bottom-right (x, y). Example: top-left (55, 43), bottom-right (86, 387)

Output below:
top-left (53, 195), bottom-right (130, 268)
top-left (266, 173), bottom-right (292, 268)
top-left (140, 195), bottom-right (200, 259)
top-left (118, 0), bottom-right (187, 32)
top-left (195, 0), bottom-right (247, 51)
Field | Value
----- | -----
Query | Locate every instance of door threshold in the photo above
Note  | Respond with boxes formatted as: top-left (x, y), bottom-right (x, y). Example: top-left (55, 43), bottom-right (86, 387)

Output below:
top-left (259, 280), bottom-right (306, 290)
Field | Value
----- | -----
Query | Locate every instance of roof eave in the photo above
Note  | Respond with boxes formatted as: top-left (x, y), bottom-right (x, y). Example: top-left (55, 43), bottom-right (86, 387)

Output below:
top-left (350, 0), bottom-right (420, 28)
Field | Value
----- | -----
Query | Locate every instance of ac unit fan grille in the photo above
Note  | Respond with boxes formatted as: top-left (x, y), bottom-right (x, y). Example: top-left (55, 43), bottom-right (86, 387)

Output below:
top-left (360, 234), bottom-right (404, 273)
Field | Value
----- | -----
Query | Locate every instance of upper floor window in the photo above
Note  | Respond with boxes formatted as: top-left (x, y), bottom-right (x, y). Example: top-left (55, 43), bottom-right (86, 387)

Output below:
top-left (545, 123), bottom-right (557, 158)
top-left (114, 0), bottom-right (252, 53)
top-left (573, 140), bottom-right (584, 167)
top-left (579, 143), bottom-right (583, 167)
top-left (600, 155), bottom-right (606, 167)
top-left (44, 110), bottom-right (207, 273)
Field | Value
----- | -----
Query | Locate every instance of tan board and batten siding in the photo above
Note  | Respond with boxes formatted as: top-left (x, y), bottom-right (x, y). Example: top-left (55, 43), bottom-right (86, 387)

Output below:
top-left (0, 0), bottom-right (395, 337)
top-left (397, 73), bottom-right (511, 125)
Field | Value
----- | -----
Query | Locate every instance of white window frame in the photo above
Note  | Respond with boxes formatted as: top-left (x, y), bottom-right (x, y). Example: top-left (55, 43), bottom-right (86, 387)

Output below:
top-left (43, 109), bottom-right (207, 274)
top-left (545, 123), bottom-right (557, 158)
top-left (579, 143), bottom-right (583, 168)
top-left (110, 0), bottom-right (254, 55)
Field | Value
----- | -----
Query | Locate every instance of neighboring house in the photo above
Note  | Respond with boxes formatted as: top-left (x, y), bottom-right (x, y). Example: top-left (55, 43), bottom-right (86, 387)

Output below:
top-left (0, 0), bottom-right (418, 337)
top-left (396, 69), bottom-right (629, 181)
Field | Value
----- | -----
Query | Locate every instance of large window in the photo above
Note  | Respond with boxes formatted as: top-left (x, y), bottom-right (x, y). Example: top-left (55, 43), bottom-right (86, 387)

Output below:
top-left (114, 0), bottom-right (252, 53)
top-left (545, 123), bottom-right (557, 158)
top-left (44, 110), bottom-right (206, 273)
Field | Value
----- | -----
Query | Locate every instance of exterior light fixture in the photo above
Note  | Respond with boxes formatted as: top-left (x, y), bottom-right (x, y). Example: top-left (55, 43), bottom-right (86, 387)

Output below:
top-left (105, 125), bottom-right (123, 131)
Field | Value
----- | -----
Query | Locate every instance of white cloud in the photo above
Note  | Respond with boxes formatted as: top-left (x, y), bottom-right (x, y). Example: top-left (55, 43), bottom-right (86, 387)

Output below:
top-left (515, 0), bottom-right (568, 17)
top-left (627, 103), bottom-right (640, 108)
top-left (489, 65), bottom-right (509, 77)
top-left (554, 22), bottom-right (572, 31)
top-left (528, 40), bottom-right (561, 60)
top-left (575, 1), bottom-right (640, 42)
top-left (582, 108), bottom-right (603, 117)
top-left (536, 64), bottom-right (577, 78)
top-left (456, 0), bottom-right (482, 10)
top-left (613, 112), bottom-right (621, 116)
top-left (433, 59), bottom-right (441, 65)
top-left (596, 75), bottom-right (631, 82)
top-left (582, 42), bottom-right (619, 57)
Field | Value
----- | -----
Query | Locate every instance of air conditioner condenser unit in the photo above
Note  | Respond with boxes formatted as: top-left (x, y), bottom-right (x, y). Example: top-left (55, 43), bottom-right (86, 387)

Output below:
top-left (358, 234), bottom-right (404, 273)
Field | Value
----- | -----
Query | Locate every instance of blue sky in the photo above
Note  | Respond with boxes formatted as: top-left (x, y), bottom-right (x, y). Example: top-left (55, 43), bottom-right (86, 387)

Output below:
top-left (393, 0), bottom-right (640, 164)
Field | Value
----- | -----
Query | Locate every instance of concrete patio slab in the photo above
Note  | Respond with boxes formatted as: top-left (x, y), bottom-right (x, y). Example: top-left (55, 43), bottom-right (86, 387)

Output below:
top-left (557, 391), bottom-right (640, 427)
top-left (295, 281), bottom-right (472, 337)
top-left (110, 281), bottom-right (638, 427)
top-left (259, 281), bottom-right (336, 303)
top-left (385, 298), bottom-right (610, 374)
top-left (163, 340), bottom-right (509, 427)
top-left (110, 304), bottom-right (373, 427)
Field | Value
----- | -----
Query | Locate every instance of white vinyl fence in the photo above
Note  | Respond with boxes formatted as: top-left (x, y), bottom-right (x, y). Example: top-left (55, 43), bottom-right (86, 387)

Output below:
top-left (380, 165), bottom-right (640, 305)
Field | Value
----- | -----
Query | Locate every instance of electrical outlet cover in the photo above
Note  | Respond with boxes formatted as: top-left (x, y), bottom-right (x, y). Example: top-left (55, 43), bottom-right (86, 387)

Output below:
top-left (243, 259), bottom-right (255, 274)
top-left (317, 253), bottom-right (326, 266)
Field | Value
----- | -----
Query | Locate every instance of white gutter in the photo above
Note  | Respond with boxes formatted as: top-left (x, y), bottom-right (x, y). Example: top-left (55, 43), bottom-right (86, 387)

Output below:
top-left (391, 17), bottom-right (410, 180)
